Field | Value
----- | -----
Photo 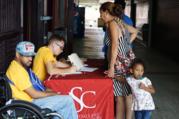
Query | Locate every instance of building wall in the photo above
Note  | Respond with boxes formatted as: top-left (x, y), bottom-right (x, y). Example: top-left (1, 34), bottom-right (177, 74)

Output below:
top-left (151, 0), bottom-right (179, 61)
top-left (0, 0), bottom-right (21, 72)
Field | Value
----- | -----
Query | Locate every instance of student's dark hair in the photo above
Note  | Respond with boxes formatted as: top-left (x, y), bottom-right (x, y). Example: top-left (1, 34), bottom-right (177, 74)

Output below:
top-left (48, 34), bottom-right (65, 44)
top-left (114, 0), bottom-right (126, 10)
top-left (100, 2), bottom-right (123, 18)
top-left (130, 58), bottom-right (146, 70)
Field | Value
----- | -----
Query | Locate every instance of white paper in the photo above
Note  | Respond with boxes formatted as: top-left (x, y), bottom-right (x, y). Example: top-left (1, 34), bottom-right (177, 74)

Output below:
top-left (68, 53), bottom-right (84, 70)
top-left (80, 67), bottom-right (98, 72)
top-left (83, 64), bottom-right (88, 67)
top-left (61, 72), bottom-right (82, 75)
top-left (68, 53), bottom-right (97, 72)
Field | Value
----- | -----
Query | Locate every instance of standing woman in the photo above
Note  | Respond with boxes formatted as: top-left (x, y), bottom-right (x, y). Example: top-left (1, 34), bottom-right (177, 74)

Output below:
top-left (100, 2), bottom-right (138, 119)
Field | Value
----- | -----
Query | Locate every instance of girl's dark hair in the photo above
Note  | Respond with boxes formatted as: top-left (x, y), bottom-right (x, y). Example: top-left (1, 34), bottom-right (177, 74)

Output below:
top-left (130, 58), bottom-right (146, 70)
top-left (100, 2), bottom-right (123, 18)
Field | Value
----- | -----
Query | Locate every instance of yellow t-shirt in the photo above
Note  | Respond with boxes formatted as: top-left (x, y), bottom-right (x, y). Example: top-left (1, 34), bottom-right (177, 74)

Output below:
top-left (33, 46), bottom-right (56, 81)
top-left (6, 60), bottom-right (33, 102)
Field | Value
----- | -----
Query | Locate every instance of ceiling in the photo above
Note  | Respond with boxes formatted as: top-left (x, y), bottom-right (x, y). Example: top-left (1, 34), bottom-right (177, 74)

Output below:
top-left (79, 0), bottom-right (148, 5)
top-left (79, 0), bottom-right (114, 5)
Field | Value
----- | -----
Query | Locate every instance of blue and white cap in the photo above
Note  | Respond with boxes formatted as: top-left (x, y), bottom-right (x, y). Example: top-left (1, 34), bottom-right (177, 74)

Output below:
top-left (16, 41), bottom-right (36, 56)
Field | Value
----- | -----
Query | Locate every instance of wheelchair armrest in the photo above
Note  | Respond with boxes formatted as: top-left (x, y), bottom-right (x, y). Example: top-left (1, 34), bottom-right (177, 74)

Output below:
top-left (41, 108), bottom-right (53, 115)
top-left (10, 100), bottom-right (42, 111)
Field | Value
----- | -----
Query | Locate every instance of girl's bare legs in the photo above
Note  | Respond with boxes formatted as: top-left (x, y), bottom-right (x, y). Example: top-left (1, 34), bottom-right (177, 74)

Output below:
top-left (115, 96), bottom-right (125, 119)
top-left (125, 94), bottom-right (133, 119)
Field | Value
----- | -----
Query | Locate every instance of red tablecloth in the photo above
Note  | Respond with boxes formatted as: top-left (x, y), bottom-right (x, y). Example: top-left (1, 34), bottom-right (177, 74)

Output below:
top-left (44, 59), bottom-right (114, 119)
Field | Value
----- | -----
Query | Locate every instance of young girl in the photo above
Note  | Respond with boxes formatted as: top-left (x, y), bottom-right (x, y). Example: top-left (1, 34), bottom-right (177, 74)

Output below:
top-left (126, 58), bottom-right (155, 119)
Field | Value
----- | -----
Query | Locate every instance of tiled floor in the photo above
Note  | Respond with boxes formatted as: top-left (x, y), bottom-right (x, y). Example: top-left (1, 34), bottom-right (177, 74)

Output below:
top-left (73, 27), bottom-right (179, 119)
top-left (73, 27), bottom-right (105, 59)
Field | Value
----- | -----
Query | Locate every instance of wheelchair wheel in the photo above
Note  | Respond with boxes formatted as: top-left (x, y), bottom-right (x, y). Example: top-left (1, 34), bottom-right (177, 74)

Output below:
top-left (0, 103), bottom-right (44, 119)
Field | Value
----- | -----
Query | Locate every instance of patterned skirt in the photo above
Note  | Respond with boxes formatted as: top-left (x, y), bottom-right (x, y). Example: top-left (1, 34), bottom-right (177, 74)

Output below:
top-left (113, 79), bottom-right (132, 96)
top-left (113, 50), bottom-right (135, 96)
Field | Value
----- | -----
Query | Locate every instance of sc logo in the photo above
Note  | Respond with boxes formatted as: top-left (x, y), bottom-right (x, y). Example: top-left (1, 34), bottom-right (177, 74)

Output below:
top-left (69, 87), bottom-right (96, 112)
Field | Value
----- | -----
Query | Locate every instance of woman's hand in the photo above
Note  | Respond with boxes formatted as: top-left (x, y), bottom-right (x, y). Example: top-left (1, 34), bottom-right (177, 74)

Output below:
top-left (104, 68), bottom-right (115, 78)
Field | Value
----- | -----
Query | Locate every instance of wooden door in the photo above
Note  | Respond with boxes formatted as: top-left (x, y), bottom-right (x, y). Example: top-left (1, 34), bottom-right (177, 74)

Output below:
top-left (23, 0), bottom-right (45, 49)
top-left (0, 0), bottom-right (21, 72)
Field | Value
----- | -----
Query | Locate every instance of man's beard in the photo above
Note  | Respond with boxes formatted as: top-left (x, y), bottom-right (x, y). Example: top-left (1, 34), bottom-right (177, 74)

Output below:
top-left (21, 61), bottom-right (31, 69)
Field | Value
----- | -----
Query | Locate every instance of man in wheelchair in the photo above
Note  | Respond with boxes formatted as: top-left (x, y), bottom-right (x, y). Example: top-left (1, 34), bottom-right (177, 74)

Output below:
top-left (5, 41), bottom-right (78, 119)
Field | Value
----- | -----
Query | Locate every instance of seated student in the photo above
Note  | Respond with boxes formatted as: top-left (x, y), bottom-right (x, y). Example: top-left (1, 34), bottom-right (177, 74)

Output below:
top-left (33, 34), bottom-right (77, 81)
top-left (6, 41), bottom-right (78, 119)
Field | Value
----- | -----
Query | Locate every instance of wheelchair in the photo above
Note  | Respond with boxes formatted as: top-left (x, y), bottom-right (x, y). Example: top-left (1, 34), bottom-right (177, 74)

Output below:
top-left (0, 73), bottom-right (63, 119)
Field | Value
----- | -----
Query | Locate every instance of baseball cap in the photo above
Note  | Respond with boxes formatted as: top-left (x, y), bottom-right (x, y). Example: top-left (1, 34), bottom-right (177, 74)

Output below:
top-left (16, 41), bottom-right (36, 56)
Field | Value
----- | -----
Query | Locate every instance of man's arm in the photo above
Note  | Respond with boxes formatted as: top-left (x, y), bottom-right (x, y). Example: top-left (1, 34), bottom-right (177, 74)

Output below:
top-left (46, 88), bottom-right (61, 94)
top-left (46, 61), bottom-right (77, 75)
top-left (24, 86), bottom-right (57, 99)
top-left (55, 61), bottom-right (70, 68)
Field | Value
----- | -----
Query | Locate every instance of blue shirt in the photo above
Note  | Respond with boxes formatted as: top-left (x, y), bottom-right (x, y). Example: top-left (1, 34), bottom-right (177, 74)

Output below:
top-left (27, 69), bottom-right (46, 91)
top-left (122, 14), bottom-right (133, 26)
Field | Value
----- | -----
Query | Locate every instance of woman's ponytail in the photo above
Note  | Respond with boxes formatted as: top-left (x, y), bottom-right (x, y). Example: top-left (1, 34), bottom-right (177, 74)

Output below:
top-left (113, 4), bottom-right (123, 18)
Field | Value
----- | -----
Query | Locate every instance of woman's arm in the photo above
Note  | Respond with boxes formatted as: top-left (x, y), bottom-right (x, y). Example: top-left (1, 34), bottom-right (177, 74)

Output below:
top-left (125, 24), bottom-right (138, 43)
top-left (107, 21), bottom-right (121, 78)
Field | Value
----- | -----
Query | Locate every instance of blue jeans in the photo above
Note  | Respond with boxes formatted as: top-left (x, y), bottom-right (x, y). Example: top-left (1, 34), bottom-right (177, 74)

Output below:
top-left (32, 95), bottom-right (78, 119)
top-left (134, 110), bottom-right (152, 119)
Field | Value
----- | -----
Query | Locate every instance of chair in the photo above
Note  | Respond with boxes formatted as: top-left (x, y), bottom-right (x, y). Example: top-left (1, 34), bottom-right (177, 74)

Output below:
top-left (0, 73), bottom-right (63, 119)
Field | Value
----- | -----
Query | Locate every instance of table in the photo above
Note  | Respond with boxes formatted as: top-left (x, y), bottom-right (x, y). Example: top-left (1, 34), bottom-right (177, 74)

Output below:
top-left (44, 59), bottom-right (114, 119)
